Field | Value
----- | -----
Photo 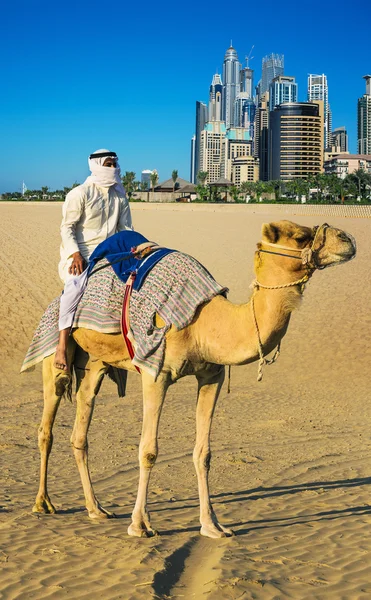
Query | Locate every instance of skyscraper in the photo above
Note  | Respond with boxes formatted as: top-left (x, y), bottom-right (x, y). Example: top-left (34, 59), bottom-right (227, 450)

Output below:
top-left (240, 61), bottom-right (254, 98)
top-left (199, 121), bottom-right (227, 183)
top-left (308, 74), bottom-right (331, 149)
top-left (222, 45), bottom-right (241, 129)
top-left (233, 93), bottom-right (255, 138)
top-left (190, 135), bottom-right (196, 183)
top-left (269, 102), bottom-right (324, 181)
top-left (254, 92), bottom-right (270, 181)
top-left (332, 127), bottom-right (348, 153)
top-left (269, 75), bottom-right (298, 112)
top-left (209, 73), bottom-right (223, 122)
top-left (261, 54), bottom-right (284, 94)
top-left (141, 170), bottom-right (153, 187)
top-left (357, 75), bottom-right (371, 154)
top-left (194, 101), bottom-right (208, 183)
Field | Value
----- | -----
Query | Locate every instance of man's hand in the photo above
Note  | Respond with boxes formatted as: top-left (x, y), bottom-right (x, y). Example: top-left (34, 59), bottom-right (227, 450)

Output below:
top-left (68, 252), bottom-right (86, 276)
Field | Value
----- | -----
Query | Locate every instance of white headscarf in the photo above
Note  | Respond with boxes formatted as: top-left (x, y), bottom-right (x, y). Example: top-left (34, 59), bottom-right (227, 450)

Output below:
top-left (84, 148), bottom-right (125, 194)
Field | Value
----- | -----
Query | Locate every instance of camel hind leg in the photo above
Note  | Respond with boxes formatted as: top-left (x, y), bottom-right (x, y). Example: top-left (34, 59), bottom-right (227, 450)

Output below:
top-left (71, 351), bottom-right (111, 519)
top-left (33, 348), bottom-right (74, 514)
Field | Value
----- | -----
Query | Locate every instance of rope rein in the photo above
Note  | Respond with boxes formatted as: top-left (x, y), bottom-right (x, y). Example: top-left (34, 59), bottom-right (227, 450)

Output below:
top-left (246, 225), bottom-right (329, 382)
top-left (250, 274), bottom-right (310, 382)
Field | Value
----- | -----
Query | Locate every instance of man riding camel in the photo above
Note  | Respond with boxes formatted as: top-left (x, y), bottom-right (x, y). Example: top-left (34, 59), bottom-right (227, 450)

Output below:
top-left (54, 149), bottom-right (133, 371)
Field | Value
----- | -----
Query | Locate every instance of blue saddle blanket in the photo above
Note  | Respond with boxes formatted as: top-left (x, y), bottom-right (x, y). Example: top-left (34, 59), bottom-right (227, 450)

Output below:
top-left (87, 230), bottom-right (174, 290)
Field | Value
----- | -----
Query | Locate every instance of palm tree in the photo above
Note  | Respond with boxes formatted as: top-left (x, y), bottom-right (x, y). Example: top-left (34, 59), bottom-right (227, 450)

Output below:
top-left (348, 169), bottom-right (371, 201)
top-left (171, 170), bottom-right (178, 193)
top-left (121, 171), bottom-right (136, 199)
top-left (41, 186), bottom-right (49, 200)
top-left (240, 181), bottom-right (256, 202)
top-left (150, 170), bottom-right (159, 193)
top-left (195, 184), bottom-right (209, 202)
top-left (197, 171), bottom-right (208, 186)
top-left (229, 185), bottom-right (241, 203)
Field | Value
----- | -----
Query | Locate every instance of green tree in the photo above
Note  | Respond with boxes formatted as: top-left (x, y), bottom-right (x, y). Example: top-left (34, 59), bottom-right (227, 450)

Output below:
top-left (195, 184), bottom-right (209, 202)
top-left (197, 171), bottom-right (208, 186)
top-left (121, 171), bottom-right (136, 199)
top-left (348, 169), bottom-right (371, 201)
top-left (150, 170), bottom-right (159, 193)
top-left (240, 181), bottom-right (257, 202)
top-left (171, 170), bottom-right (178, 192)
top-left (229, 185), bottom-right (241, 203)
top-left (41, 186), bottom-right (49, 200)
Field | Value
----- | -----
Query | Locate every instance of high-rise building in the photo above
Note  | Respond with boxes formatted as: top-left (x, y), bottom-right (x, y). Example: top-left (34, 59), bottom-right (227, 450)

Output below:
top-left (232, 156), bottom-right (259, 186)
top-left (222, 128), bottom-right (253, 180)
top-left (194, 101), bottom-right (208, 183)
top-left (190, 135), bottom-right (196, 183)
top-left (268, 102), bottom-right (324, 181)
top-left (254, 92), bottom-right (270, 181)
top-left (233, 93), bottom-right (255, 135)
top-left (240, 60), bottom-right (254, 98)
top-left (261, 53), bottom-right (284, 94)
top-left (222, 45), bottom-right (241, 128)
top-left (199, 121), bottom-right (227, 184)
top-left (209, 73), bottom-right (223, 122)
top-left (269, 75), bottom-right (298, 112)
top-left (141, 170), bottom-right (153, 189)
top-left (357, 75), bottom-right (371, 155)
top-left (331, 127), bottom-right (348, 153)
top-left (308, 74), bottom-right (331, 149)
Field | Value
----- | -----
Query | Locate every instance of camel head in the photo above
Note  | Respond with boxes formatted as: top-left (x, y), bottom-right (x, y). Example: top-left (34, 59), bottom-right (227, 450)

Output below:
top-left (258, 220), bottom-right (356, 273)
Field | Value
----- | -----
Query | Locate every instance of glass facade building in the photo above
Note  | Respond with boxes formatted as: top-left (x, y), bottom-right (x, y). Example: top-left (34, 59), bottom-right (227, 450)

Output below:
top-left (357, 76), bottom-right (371, 155)
top-left (222, 46), bottom-right (241, 129)
top-left (261, 54), bottom-right (284, 94)
top-left (269, 75), bottom-right (298, 111)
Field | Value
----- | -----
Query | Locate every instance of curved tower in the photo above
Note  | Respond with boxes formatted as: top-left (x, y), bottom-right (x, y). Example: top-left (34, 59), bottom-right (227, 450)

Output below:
top-left (222, 46), bottom-right (240, 129)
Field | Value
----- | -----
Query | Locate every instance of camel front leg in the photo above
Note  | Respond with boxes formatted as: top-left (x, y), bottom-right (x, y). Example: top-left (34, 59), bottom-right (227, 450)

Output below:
top-left (33, 352), bottom-right (73, 514)
top-left (194, 367), bottom-right (234, 538)
top-left (128, 372), bottom-right (169, 537)
top-left (71, 354), bottom-right (111, 519)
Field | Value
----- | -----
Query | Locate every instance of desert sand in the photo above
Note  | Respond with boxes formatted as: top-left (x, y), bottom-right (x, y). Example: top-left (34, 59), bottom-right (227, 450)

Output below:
top-left (0, 202), bottom-right (370, 599)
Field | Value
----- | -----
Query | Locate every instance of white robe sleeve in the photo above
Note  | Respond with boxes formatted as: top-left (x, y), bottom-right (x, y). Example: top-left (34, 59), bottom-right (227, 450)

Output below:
top-left (60, 188), bottom-right (85, 258)
top-left (117, 192), bottom-right (133, 231)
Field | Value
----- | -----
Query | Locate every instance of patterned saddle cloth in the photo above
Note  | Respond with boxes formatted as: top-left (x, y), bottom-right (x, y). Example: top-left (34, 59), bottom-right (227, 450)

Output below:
top-left (21, 252), bottom-right (228, 379)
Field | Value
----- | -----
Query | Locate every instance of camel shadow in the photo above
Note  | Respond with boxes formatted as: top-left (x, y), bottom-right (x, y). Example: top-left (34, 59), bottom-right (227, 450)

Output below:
top-left (152, 476), bottom-right (371, 536)
top-left (231, 504), bottom-right (371, 536)
top-left (152, 476), bottom-right (371, 512)
top-left (211, 475), bottom-right (371, 505)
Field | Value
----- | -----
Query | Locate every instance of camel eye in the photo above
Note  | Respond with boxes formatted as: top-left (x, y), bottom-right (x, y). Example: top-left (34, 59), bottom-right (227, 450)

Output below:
top-left (294, 235), bottom-right (308, 244)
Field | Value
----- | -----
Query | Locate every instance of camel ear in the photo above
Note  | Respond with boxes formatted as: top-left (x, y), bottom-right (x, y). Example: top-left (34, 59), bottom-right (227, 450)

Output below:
top-left (262, 223), bottom-right (280, 243)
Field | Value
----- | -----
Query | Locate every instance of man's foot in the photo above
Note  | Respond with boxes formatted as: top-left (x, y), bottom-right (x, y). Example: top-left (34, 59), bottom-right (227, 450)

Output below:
top-left (54, 345), bottom-right (69, 371)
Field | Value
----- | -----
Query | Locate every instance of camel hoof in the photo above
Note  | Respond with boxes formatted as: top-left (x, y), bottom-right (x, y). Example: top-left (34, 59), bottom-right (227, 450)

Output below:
top-left (32, 498), bottom-right (56, 514)
top-left (200, 525), bottom-right (234, 539)
top-left (127, 524), bottom-right (159, 538)
top-left (88, 507), bottom-right (116, 520)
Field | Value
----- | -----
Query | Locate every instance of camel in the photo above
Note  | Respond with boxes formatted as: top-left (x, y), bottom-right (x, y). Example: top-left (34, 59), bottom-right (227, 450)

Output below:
top-left (32, 220), bottom-right (356, 538)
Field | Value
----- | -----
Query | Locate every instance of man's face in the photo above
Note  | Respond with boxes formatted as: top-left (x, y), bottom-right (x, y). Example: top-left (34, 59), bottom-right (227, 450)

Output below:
top-left (103, 157), bottom-right (118, 168)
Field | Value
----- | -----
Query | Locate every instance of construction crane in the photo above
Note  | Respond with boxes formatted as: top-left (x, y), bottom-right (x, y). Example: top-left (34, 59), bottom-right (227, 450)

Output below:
top-left (245, 45), bottom-right (254, 68)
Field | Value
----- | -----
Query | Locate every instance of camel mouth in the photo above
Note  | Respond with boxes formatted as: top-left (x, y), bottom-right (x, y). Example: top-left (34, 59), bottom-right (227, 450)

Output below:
top-left (314, 230), bottom-right (356, 269)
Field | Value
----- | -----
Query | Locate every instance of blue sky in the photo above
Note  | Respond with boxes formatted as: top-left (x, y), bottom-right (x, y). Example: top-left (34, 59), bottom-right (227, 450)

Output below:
top-left (0, 0), bottom-right (369, 193)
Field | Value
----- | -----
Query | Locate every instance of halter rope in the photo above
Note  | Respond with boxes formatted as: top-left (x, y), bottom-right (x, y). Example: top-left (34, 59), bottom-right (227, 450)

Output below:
top-left (249, 224), bottom-right (328, 382)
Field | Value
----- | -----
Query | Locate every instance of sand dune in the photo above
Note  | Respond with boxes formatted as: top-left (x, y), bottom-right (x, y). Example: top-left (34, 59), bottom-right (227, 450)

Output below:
top-left (1, 202), bottom-right (370, 599)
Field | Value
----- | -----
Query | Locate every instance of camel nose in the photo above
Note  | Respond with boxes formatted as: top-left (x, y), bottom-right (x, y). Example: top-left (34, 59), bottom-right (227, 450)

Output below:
top-left (340, 231), bottom-right (357, 257)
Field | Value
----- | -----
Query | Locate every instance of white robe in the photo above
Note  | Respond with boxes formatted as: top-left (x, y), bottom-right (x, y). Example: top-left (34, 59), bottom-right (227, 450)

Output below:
top-left (58, 181), bottom-right (132, 283)
top-left (57, 180), bottom-right (132, 330)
